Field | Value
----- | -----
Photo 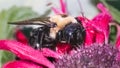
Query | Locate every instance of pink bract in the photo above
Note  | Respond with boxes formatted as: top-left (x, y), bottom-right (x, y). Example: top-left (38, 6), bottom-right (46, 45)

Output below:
top-left (52, 0), bottom-right (67, 14)
top-left (77, 3), bottom-right (112, 46)
top-left (3, 60), bottom-right (43, 68)
top-left (0, 40), bottom-right (61, 68)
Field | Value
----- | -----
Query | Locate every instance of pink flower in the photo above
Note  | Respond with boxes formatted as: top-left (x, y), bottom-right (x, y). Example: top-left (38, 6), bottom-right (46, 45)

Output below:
top-left (77, 3), bottom-right (112, 46)
top-left (0, 40), bottom-right (60, 68)
top-left (52, 0), bottom-right (67, 14)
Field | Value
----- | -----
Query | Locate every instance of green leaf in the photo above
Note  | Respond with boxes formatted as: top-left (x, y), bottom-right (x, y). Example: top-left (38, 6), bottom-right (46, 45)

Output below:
top-left (0, 50), bottom-right (15, 67)
top-left (105, 0), bottom-right (120, 11)
top-left (0, 6), bottom-right (39, 67)
top-left (100, 0), bottom-right (120, 23)
top-left (109, 25), bottom-right (117, 43)
top-left (107, 5), bottom-right (120, 23)
top-left (0, 6), bottom-right (38, 39)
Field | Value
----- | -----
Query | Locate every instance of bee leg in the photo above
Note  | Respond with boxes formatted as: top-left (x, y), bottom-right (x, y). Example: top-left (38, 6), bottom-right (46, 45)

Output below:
top-left (29, 28), bottom-right (45, 49)
top-left (56, 30), bottom-right (64, 42)
top-left (37, 32), bottom-right (44, 49)
top-left (67, 35), bottom-right (77, 49)
top-left (43, 36), bottom-right (57, 50)
top-left (29, 28), bottom-right (38, 49)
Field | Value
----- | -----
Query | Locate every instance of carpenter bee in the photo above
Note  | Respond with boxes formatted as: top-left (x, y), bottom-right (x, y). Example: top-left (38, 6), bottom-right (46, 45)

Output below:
top-left (9, 14), bottom-right (86, 50)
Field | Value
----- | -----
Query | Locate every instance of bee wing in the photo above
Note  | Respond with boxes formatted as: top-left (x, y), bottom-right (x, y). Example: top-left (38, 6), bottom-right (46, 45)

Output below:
top-left (8, 17), bottom-right (51, 25)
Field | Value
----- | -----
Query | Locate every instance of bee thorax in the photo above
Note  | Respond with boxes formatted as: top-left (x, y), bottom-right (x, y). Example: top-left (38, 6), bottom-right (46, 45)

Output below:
top-left (49, 14), bottom-right (77, 30)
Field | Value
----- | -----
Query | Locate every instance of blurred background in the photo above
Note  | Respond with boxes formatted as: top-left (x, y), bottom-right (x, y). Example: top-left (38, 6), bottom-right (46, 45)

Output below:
top-left (0, 0), bottom-right (120, 67)
top-left (0, 0), bottom-right (99, 18)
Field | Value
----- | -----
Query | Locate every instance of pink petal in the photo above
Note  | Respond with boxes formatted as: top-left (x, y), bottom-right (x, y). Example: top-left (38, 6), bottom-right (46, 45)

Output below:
top-left (97, 3), bottom-right (109, 12)
top-left (90, 3), bottom-right (112, 44)
top-left (52, 0), bottom-right (67, 14)
top-left (116, 36), bottom-right (120, 51)
top-left (0, 40), bottom-right (55, 68)
top-left (41, 48), bottom-right (61, 59)
top-left (76, 17), bottom-right (96, 46)
top-left (77, 3), bottom-right (112, 45)
top-left (96, 32), bottom-right (105, 45)
top-left (91, 13), bottom-right (111, 44)
top-left (84, 27), bottom-right (96, 46)
top-left (3, 60), bottom-right (42, 68)
top-left (60, 0), bottom-right (66, 13)
top-left (77, 15), bottom-right (108, 45)
top-left (76, 16), bottom-right (90, 28)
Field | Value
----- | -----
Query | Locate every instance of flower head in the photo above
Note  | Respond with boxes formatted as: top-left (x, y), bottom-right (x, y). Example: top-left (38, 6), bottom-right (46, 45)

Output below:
top-left (54, 44), bottom-right (120, 68)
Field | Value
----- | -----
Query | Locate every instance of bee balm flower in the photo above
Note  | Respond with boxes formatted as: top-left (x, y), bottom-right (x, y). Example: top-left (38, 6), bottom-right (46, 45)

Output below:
top-left (54, 44), bottom-right (120, 68)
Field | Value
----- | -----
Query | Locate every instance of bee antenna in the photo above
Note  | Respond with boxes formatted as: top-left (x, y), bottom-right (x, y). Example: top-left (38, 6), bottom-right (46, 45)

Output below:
top-left (77, 0), bottom-right (85, 17)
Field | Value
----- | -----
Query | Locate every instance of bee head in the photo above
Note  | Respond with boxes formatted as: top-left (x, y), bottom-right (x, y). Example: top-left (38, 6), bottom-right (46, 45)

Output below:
top-left (49, 14), bottom-right (78, 39)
